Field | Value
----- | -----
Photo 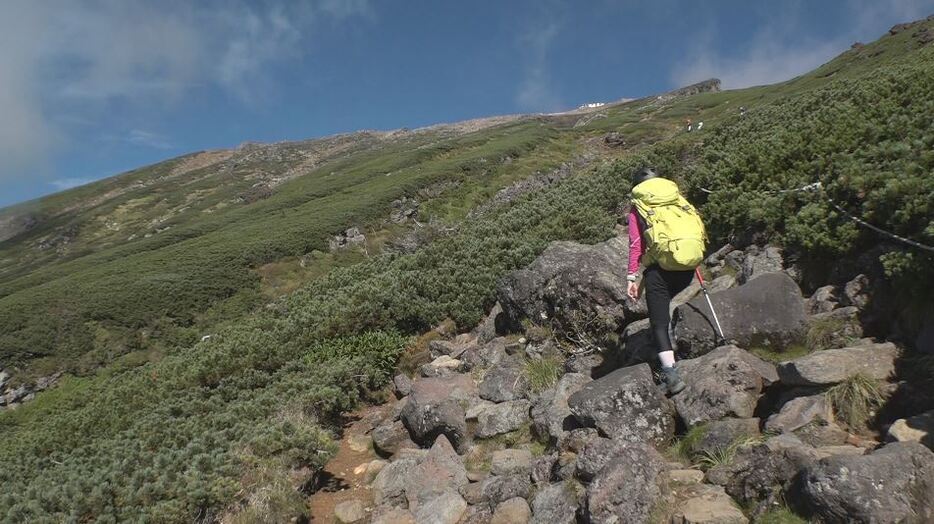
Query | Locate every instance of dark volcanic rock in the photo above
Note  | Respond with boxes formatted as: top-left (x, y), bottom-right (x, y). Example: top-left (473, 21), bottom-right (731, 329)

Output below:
top-left (673, 345), bottom-right (774, 426)
top-left (401, 374), bottom-right (477, 452)
top-left (672, 272), bottom-right (807, 357)
top-left (568, 363), bottom-right (675, 446)
top-left (479, 356), bottom-right (529, 402)
top-left (496, 236), bottom-right (645, 340)
top-left (530, 372), bottom-right (591, 446)
top-left (794, 442), bottom-right (934, 523)
top-left (777, 342), bottom-right (898, 386)
top-left (530, 482), bottom-right (581, 524)
top-left (584, 442), bottom-right (667, 524)
top-left (693, 418), bottom-right (761, 457)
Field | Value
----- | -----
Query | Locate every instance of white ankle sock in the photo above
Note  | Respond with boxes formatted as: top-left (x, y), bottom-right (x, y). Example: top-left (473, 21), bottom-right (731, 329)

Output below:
top-left (658, 350), bottom-right (676, 369)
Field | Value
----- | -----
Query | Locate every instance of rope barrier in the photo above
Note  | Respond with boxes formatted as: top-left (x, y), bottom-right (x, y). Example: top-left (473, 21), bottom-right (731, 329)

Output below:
top-left (697, 180), bottom-right (934, 254)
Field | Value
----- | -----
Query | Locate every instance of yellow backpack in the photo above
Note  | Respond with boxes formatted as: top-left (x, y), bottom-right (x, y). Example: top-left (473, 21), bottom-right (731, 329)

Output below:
top-left (631, 177), bottom-right (707, 271)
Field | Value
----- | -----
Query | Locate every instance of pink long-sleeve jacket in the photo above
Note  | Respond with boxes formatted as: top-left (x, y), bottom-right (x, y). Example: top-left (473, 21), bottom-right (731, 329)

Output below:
top-left (627, 208), bottom-right (646, 277)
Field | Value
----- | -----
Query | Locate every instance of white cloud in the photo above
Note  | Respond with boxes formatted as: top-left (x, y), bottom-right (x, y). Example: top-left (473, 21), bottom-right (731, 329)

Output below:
top-left (515, 1), bottom-right (566, 112)
top-left (0, 0), bottom-right (372, 183)
top-left (671, 0), bottom-right (934, 89)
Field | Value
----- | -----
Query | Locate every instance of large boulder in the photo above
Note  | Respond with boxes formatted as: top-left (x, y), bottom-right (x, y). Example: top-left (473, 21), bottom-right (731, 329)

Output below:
top-left (496, 237), bottom-right (645, 338)
top-left (706, 437), bottom-right (817, 509)
top-left (667, 484), bottom-right (749, 524)
top-left (794, 442), bottom-right (934, 523)
top-left (530, 372), bottom-right (591, 445)
top-left (673, 345), bottom-right (775, 427)
top-left (372, 454), bottom-right (423, 506)
top-left (479, 356), bottom-right (530, 402)
top-left (401, 374), bottom-right (477, 452)
top-left (673, 273), bottom-right (807, 357)
top-left (568, 363), bottom-right (675, 446)
top-left (476, 400), bottom-right (531, 438)
top-left (405, 435), bottom-right (469, 510)
top-left (576, 437), bottom-right (635, 481)
top-left (777, 342), bottom-right (899, 386)
top-left (530, 481), bottom-right (581, 524)
top-left (491, 497), bottom-right (531, 524)
top-left (765, 392), bottom-right (834, 434)
top-left (490, 449), bottom-right (533, 477)
top-left (460, 474), bottom-right (532, 508)
top-left (584, 442), bottom-right (667, 524)
top-left (411, 488), bottom-right (467, 524)
top-left (372, 419), bottom-right (418, 457)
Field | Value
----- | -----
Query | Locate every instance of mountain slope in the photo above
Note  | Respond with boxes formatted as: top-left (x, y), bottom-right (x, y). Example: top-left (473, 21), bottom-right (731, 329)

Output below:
top-left (0, 17), bottom-right (932, 522)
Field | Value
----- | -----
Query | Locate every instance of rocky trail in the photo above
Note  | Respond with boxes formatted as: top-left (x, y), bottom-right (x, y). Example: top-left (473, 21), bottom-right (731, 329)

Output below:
top-left (308, 232), bottom-right (934, 523)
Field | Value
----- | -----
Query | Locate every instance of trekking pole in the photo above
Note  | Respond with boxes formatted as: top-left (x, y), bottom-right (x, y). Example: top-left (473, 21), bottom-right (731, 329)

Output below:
top-left (694, 268), bottom-right (726, 343)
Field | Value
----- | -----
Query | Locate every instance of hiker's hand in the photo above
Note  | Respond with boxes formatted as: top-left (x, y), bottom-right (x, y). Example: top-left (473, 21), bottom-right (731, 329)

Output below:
top-left (627, 281), bottom-right (639, 300)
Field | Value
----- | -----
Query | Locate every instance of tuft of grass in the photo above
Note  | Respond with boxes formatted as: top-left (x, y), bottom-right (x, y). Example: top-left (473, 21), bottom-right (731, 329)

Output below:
top-left (755, 505), bottom-right (809, 524)
top-left (694, 434), bottom-right (764, 470)
top-left (525, 357), bottom-right (562, 393)
top-left (826, 373), bottom-right (886, 430)
top-left (668, 423), bottom-right (709, 463)
top-left (806, 316), bottom-right (847, 350)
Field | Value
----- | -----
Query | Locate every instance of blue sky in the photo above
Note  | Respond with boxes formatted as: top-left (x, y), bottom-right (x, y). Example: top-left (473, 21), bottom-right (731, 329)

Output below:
top-left (2, 0), bottom-right (932, 208)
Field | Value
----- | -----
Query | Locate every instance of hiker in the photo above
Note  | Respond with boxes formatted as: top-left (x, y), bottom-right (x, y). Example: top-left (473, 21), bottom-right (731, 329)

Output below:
top-left (696, 121), bottom-right (704, 131)
top-left (739, 106), bottom-right (746, 117)
top-left (625, 167), bottom-right (707, 394)
top-left (685, 118), bottom-right (693, 132)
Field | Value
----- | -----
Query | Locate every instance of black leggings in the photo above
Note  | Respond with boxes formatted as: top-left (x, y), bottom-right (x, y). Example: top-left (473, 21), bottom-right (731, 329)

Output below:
top-left (643, 265), bottom-right (694, 352)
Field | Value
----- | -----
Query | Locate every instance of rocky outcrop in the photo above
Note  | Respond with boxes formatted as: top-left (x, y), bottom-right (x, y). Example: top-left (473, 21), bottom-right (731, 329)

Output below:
top-left (568, 363), bottom-right (675, 446)
top-left (777, 342), bottom-right (898, 386)
top-left (496, 237), bottom-right (645, 339)
top-left (794, 442), bottom-right (934, 523)
top-left (584, 442), bottom-right (667, 524)
top-left (401, 374), bottom-right (476, 451)
top-left (673, 273), bottom-right (807, 356)
top-left (673, 345), bottom-right (775, 426)
top-left (530, 372), bottom-right (591, 446)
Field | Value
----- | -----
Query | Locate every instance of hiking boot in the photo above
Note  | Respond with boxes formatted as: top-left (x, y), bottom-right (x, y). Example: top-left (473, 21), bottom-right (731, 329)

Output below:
top-left (661, 367), bottom-right (686, 395)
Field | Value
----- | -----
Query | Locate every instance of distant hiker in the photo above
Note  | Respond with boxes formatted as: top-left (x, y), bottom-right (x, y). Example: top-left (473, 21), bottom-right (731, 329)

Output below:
top-left (739, 106), bottom-right (747, 117)
top-left (685, 118), bottom-right (693, 132)
top-left (696, 121), bottom-right (704, 131)
top-left (626, 167), bottom-right (707, 394)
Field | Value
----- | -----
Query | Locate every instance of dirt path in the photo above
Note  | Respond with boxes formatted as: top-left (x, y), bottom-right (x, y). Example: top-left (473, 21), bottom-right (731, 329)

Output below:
top-left (308, 403), bottom-right (390, 521)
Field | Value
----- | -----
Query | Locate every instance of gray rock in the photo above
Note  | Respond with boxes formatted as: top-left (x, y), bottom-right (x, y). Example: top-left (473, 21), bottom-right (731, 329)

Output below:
top-left (807, 285), bottom-right (839, 315)
top-left (465, 399), bottom-right (494, 420)
top-left (393, 373), bottom-right (413, 398)
top-left (693, 418), bottom-right (761, 457)
top-left (807, 307), bottom-right (863, 350)
top-left (401, 375), bottom-right (477, 451)
top-left (334, 499), bottom-right (366, 523)
top-left (553, 451), bottom-right (577, 480)
top-left (576, 437), bottom-right (632, 481)
top-left (563, 427), bottom-right (601, 453)
top-left (373, 455), bottom-right (422, 505)
top-left (460, 474), bottom-right (532, 508)
top-left (738, 245), bottom-right (784, 284)
top-left (777, 342), bottom-right (899, 386)
top-left (461, 505), bottom-right (493, 524)
top-left (491, 497), bottom-right (531, 524)
top-left (372, 419), bottom-right (417, 457)
top-left (673, 273), bottom-right (807, 357)
top-left (405, 435), bottom-right (469, 509)
top-left (476, 400), bottom-right (531, 438)
top-left (530, 482), bottom-right (581, 524)
top-left (765, 393), bottom-right (834, 434)
top-left (673, 346), bottom-right (771, 426)
top-left (496, 237), bottom-right (646, 342)
top-left (531, 453), bottom-right (558, 485)
top-left (794, 442), bottom-right (934, 523)
top-left (795, 421), bottom-right (849, 448)
top-left (886, 409), bottom-right (934, 450)
top-left (670, 484), bottom-right (748, 524)
top-left (479, 357), bottom-right (529, 402)
top-left (707, 274), bottom-right (737, 294)
top-left (618, 318), bottom-right (656, 367)
top-left (584, 442), bottom-right (667, 524)
top-left (461, 338), bottom-right (509, 370)
top-left (490, 448), bottom-right (532, 477)
top-left (706, 441), bottom-right (813, 507)
top-left (841, 274), bottom-right (870, 310)
top-left (371, 507), bottom-right (416, 524)
top-left (473, 302), bottom-right (505, 344)
top-left (530, 372), bottom-right (591, 445)
top-left (412, 488), bottom-right (467, 524)
top-left (568, 363), bottom-right (675, 446)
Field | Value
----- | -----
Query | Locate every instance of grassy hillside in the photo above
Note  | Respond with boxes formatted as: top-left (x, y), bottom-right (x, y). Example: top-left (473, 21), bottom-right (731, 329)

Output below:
top-left (0, 18), bottom-right (932, 522)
